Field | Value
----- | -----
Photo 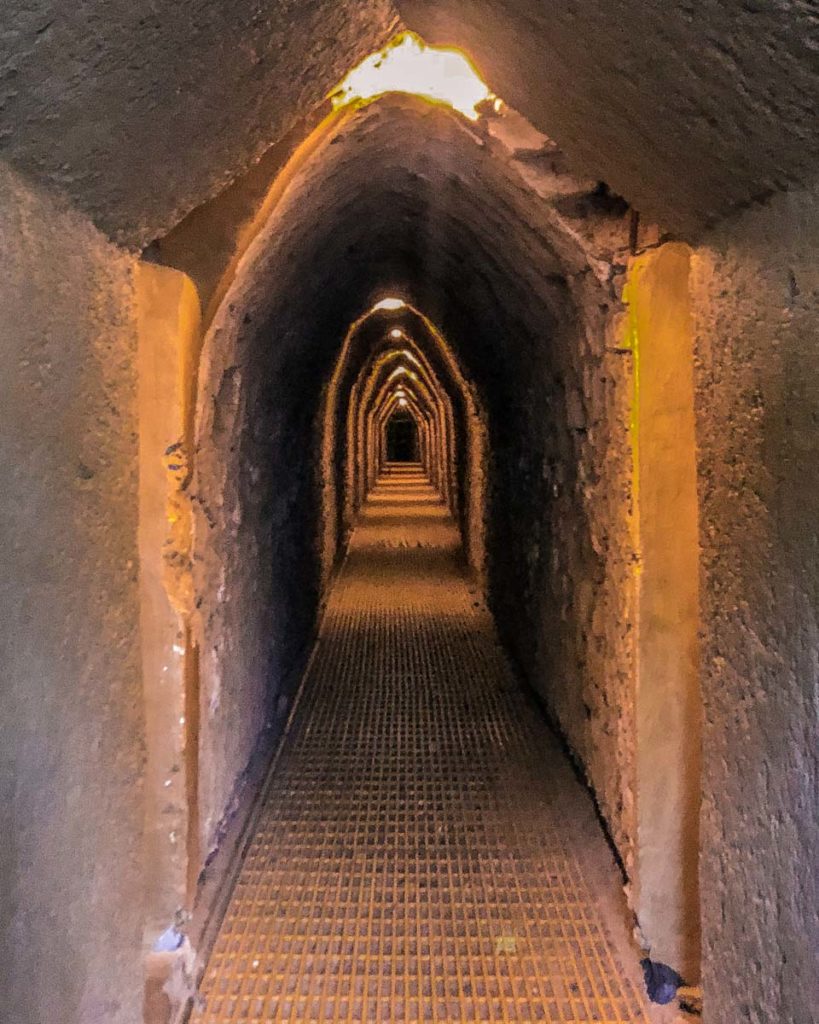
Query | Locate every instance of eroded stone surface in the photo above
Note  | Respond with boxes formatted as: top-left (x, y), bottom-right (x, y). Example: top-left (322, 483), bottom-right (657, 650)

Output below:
top-left (4, 1), bottom-right (815, 244)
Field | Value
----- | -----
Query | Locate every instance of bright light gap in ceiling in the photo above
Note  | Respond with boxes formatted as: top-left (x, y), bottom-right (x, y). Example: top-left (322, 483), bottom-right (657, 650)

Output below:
top-left (330, 32), bottom-right (496, 122)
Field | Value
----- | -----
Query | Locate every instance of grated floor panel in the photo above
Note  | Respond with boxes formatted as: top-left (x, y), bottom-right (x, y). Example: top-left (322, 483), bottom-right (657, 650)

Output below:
top-left (190, 465), bottom-right (651, 1024)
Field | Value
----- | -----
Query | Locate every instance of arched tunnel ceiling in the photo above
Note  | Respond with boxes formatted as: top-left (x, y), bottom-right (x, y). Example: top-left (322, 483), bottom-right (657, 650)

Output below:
top-left (2, 1), bottom-right (816, 244)
top-left (206, 96), bottom-right (570, 428)
top-left (198, 97), bottom-right (580, 622)
top-left (342, 314), bottom-right (465, 421)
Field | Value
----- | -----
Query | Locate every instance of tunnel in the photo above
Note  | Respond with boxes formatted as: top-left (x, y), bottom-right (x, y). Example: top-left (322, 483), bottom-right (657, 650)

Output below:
top-left (1, 7), bottom-right (817, 1024)
top-left (384, 412), bottom-right (419, 463)
top-left (169, 85), bottom-right (658, 1009)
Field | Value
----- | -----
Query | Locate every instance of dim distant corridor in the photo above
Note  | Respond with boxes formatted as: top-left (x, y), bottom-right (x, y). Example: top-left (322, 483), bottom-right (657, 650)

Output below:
top-left (191, 465), bottom-right (651, 1023)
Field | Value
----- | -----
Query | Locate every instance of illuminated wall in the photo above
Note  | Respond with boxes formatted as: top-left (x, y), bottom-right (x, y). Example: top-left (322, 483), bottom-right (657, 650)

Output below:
top-left (625, 243), bottom-right (701, 978)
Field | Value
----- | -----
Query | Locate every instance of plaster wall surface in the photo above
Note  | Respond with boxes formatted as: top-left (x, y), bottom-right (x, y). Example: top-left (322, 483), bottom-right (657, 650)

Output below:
top-left (690, 188), bottom-right (819, 1023)
top-left (0, 1), bottom-right (396, 246)
top-left (0, 166), bottom-right (145, 1024)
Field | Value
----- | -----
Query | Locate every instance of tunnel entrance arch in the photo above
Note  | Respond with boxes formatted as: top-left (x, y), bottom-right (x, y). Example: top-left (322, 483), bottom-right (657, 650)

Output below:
top-left (135, 64), bottom-right (705, 1017)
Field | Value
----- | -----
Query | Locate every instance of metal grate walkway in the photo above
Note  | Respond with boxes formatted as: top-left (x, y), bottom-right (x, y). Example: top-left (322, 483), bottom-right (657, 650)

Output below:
top-left (190, 465), bottom-right (651, 1023)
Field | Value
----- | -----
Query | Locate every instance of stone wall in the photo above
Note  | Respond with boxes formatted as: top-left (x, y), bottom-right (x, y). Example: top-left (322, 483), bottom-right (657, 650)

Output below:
top-left (0, 165), bottom-right (145, 1024)
top-left (397, 0), bottom-right (819, 236)
top-left (691, 188), bottom-right (819, 1023)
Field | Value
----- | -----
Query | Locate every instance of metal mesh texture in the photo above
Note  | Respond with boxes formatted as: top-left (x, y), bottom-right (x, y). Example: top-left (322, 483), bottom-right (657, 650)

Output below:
top-left (190, 466), bottom-right (651, 1024)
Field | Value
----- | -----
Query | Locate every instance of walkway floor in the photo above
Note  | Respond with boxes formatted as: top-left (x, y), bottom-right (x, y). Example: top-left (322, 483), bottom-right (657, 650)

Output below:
top-left (190, 465), bottom-right (651, 1023)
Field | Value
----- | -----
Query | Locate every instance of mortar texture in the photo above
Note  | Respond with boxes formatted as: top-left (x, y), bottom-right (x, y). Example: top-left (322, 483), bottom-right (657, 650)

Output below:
top-left (0, 165), bottom-right (145, 1024)
top-left (691, 188), bottom-right (819, 1024)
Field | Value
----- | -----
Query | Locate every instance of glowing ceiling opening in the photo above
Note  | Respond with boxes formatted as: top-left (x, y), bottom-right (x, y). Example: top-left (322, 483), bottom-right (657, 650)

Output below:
top-left (330, 32), bottom-right (494, 122)
top-left (372, 297), bottom-right (407, 312)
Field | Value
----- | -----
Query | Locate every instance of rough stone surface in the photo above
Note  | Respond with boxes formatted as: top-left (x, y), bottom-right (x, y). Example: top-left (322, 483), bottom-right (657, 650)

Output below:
top-left (0, 1), bottom-right (397, 245)
top-left (398, 0), bottom-right (819, 235)
top-left (690, 188), bottom-right (819, 1024)
top-left (136, 264), bottom-right (203, 948)
top-left (0, 165), bottom-right (145, 1024)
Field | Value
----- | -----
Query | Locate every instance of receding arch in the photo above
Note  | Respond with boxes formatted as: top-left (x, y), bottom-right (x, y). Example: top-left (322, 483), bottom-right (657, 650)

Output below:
top-left (357, 341), bottom-right (451, 507)
top-left (320, 298), bottom-right (488, 585)
top-left (348, 334), bottom-right (457, 517)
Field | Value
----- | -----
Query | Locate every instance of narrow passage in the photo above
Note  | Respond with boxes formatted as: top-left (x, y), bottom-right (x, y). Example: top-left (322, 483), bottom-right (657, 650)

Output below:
top-left (191, 465), bottom-right (651, 1023)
